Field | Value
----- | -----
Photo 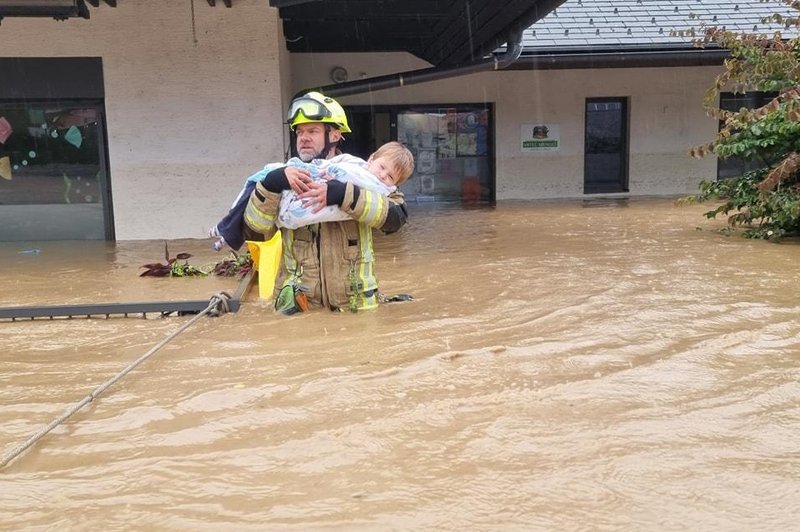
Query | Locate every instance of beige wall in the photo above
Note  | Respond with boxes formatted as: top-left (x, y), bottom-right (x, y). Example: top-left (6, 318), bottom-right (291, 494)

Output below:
top-left (292, 53), bottom-right (721, 199)
top-left (1, 0), bottom-right (286, 240)
top-left (1, 9), bottom-right (724, 241)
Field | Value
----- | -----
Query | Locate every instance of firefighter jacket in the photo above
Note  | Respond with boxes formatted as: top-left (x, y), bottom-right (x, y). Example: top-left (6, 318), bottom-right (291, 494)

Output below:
top-left (243, 179), bottom-right (407, 311)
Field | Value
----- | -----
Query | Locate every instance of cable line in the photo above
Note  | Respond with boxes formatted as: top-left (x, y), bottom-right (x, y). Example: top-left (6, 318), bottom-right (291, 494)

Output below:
top-left (0, 292), bottom-right (232, 470)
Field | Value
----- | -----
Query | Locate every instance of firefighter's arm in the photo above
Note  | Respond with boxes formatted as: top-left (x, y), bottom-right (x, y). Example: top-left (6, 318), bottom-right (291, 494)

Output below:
top-left (242, 166), bottom-right (289, 239)
top-left (329, 181), bottom-right (408, 233)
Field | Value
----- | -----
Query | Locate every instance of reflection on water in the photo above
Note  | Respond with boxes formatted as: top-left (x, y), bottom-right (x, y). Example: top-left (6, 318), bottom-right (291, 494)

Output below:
top-left (2, 199), bottom-right (799, 529)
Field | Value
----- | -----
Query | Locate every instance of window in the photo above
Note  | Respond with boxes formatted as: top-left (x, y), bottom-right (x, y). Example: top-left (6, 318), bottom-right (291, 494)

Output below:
top-left (717, 91), bottom-right (776, 180)
top-left (0, 101), bottom-right (111, 240)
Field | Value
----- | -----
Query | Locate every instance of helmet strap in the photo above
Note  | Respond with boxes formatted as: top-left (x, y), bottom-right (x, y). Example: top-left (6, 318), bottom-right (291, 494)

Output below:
top-left (322, 124), bottom-right (340, 159)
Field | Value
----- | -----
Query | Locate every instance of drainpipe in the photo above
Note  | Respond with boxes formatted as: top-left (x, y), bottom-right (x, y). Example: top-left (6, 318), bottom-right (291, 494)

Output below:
top-left (297, 30), bottom-right (524, 99)
top-left (508, 48), bottom-right (731, 70)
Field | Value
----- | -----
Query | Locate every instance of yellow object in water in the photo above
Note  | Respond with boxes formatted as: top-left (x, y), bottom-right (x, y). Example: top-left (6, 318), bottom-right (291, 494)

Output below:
top-left (246, 233), bottom-right (282, 300)
top-left (0, 156), bottom-right (11, 180)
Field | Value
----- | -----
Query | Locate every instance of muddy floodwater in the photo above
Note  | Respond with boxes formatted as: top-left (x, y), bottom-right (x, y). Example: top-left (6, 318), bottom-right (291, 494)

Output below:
top-left (1, 198), bottom-right (799, 530)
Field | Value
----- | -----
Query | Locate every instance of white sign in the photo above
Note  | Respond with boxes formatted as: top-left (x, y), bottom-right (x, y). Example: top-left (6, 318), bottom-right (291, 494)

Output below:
top-left (521, 123), bottom-right (560, 152)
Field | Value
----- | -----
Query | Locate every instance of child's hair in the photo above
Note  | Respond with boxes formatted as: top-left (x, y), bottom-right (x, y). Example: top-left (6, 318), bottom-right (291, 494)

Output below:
top-left (372, 141), bottom-right (415, 185)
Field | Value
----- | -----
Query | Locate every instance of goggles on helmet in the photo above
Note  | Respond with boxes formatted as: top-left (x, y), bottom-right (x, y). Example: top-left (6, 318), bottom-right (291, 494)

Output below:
top-left (287, 97), bottom-right (332, 123)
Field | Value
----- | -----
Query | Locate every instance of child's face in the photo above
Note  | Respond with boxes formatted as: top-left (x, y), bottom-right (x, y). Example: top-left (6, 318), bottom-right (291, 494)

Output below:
top-left (368, 156), bottom-right (400, 186)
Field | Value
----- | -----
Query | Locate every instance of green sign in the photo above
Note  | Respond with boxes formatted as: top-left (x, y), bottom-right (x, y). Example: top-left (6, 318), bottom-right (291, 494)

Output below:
top-left (522, 140), bottom-right (558, 149)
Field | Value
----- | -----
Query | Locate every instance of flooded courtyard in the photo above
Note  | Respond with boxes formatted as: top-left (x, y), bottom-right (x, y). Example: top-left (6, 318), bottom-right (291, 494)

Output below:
top-left (1, 198), bottom-right (799, 530)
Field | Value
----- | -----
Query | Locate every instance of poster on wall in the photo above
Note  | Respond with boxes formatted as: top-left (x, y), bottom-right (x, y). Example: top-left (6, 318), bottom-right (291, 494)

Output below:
top-left (417, 148), bottom-right (436, 174)
top-left (438, 110), bottom-right (457, 158)
top-left (521, 123), bottom-right (560, 152)
top-left (456, 111), bottom-right (478, 156)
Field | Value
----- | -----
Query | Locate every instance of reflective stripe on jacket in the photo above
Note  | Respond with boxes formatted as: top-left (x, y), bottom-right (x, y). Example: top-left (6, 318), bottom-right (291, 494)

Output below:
top-left (244, 180), bottom-right (406, 311)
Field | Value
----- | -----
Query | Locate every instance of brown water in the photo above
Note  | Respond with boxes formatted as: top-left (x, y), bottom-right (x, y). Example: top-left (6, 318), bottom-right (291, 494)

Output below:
top-left (2, 199), bottom-right (799, 530)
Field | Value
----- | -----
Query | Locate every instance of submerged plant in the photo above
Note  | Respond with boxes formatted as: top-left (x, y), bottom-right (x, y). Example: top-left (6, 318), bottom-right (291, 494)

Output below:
top-left (211, 250), bottom-right (253, 277)
top-left (140, 243), bottom-right (252, 278)
top-left (140, 242), bottom-right (207, 277)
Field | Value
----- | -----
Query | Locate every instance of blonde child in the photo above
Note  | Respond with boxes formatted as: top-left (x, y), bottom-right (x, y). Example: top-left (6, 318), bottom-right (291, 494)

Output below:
top-left (210, 141), bottom-right (414, 249)
top-left (277, 141), bottom-right (414, 229)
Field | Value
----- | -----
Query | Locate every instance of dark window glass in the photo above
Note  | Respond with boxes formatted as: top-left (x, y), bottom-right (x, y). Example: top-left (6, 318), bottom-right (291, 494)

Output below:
top-left (0, 101), bottom-right (111, 240)
top-left (397, 107), bottom-right (492, 202)
top-left (584, 98), bottom-right (628, 194)
top-left (717, 91), bottom-right (777, 180)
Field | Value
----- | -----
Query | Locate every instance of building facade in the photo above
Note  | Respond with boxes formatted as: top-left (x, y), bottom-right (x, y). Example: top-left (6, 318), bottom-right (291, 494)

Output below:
top-left (1, 0), bottom-right (289, 241)
top-left (0, 0), bottom-right (794, 241)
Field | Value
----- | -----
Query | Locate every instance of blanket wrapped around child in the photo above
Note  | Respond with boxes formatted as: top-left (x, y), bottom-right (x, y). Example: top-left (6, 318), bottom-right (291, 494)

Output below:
top-left (276, 154), bottom-right (395, 230)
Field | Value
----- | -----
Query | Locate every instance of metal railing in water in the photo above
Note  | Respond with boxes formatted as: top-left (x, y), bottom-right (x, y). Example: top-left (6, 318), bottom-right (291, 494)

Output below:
top-left (0, 271), bottom-right (255, 321)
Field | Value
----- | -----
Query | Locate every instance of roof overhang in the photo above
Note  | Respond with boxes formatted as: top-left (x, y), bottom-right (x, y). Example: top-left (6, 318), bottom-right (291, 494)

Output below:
top-left (270, 0), bottom-right (566, 66)
top-left (0, 0), bottom-right (568, 69)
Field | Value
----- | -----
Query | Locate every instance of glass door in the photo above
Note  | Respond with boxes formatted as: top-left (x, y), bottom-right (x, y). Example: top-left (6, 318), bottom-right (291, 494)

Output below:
top-left (397, 105), bottom-right (493, 203)
top-left (584, 98), bottom-right (629, 194)
top-left (0, 101), bottom-right (112, 241)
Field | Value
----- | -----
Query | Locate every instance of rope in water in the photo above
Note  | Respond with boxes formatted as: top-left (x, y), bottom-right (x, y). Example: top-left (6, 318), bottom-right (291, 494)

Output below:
top-left (0, 292), bottom-right (232, 470)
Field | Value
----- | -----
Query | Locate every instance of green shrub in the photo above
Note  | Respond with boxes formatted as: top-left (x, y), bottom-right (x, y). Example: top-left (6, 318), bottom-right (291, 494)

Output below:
top-left (687, 7), bottom-right (800, 240)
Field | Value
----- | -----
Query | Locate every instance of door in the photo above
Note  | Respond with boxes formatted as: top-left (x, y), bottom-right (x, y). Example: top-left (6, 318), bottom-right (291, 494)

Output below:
top-left (584, 98), bottom-right (628, 194)
top-left (348, 104), bottom-right (494, 203)
top-left (345, 109), bottom-right (392, 161)
top-left (397, 106), bottom-right (492, 202)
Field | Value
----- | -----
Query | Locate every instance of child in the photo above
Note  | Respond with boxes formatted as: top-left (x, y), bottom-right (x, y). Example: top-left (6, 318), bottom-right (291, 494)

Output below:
top-left (209, 141), bottom-right (414, 250)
